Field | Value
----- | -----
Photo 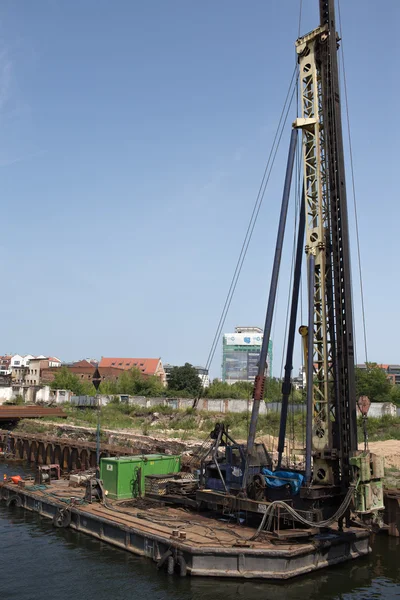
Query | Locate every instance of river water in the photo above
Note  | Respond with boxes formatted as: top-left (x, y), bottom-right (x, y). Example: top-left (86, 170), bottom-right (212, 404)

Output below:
top-left (1, 463), bottom-right (399, 600)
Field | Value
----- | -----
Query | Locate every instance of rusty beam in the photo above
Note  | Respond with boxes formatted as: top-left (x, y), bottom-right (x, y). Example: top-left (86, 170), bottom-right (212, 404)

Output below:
top-left (0, 406), bottom-right (67, 421)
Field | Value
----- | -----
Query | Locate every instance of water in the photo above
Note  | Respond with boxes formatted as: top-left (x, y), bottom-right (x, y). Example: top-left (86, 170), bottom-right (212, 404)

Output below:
top-left (1, 463), bottom-right (399, 600)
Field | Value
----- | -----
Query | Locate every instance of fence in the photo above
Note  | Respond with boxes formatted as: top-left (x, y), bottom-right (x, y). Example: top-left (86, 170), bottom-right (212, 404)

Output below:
top-left (69, 395), bottom-right (398, 418)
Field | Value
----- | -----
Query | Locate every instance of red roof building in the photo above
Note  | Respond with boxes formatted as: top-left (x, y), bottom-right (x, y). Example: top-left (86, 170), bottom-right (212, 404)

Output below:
top-left (99, 357), bottom-right (166, 385)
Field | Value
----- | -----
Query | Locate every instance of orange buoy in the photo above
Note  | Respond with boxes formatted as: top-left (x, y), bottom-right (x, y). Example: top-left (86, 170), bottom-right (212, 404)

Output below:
top-left (10, 475), bottom-right (22, 484)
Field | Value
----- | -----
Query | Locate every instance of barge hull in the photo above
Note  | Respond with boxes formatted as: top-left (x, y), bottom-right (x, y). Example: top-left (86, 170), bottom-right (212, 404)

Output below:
top-left (0, 482), bottom-right (370, 579)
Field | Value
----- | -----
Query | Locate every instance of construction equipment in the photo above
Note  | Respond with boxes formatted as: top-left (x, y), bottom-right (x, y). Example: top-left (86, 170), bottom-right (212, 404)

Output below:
top-left (197, 0), bottom-right (384, 530)
top-left (100, 455), bottom-right (181, 500)
top-left (36, 464), bottom-right (61, 485)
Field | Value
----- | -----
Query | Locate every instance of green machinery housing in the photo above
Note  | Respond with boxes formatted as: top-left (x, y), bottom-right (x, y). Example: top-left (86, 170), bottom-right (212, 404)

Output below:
top-left (100, 454), bottom-right (181, 500)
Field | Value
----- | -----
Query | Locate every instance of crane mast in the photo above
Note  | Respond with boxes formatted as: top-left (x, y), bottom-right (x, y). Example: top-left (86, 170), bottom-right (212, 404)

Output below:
top-left (200, 0), bottom-right (384, 530)
top-left (244, 0), bottom-right (357, 492)
top-left (295, 0), bottom-right (357, 488)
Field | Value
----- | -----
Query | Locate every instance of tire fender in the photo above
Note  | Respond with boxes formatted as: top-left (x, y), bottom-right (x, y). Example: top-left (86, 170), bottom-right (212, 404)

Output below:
top-left (176, 555), bottom-right (187, 577)
top-left (6, 494), bottom-right (22, 508)
top-left (167, 555), bottom-right (175, 575)
top-left (53, 508), bottom-right (72, 528)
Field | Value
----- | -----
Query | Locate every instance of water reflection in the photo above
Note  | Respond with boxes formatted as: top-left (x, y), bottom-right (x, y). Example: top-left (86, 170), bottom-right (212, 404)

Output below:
top-left (1, 462), bottom-right (399, 600)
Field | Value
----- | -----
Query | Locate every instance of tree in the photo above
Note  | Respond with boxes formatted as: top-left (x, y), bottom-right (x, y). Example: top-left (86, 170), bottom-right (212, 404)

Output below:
top-left (390, 384), bottom-right (400, 406)
top-left (50, 367), bottom-right (94, 396)
top-left (264, 377), bottom-right (282, 402)
top-left (355, 363), bottom-right (392, 403)
top-left (206, 379), bottom-right (248, 399)
top-left (167, 363), bottom-right (202, 397)
top-left (100, 368), bottom-right (165, 397)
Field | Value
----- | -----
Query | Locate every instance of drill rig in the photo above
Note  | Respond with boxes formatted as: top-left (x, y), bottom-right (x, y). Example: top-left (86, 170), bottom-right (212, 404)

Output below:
top-left (197, 0), bottom-right (384, 530)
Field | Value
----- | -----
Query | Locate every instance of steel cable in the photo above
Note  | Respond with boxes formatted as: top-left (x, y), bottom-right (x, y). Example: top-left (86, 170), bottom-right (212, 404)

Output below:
top-left (193, 67), bottom-right (299, 407)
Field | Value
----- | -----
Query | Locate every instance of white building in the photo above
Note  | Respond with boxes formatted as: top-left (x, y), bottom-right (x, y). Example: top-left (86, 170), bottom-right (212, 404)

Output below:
top-left (10, 355), bottom-right (60, 385)
top-left (10, 354), bottom-right (34, 368)
top-left (10, 354), bottom-right (35, 384)
top-left (292, 366), bottom-right (306, 390)
top-left (194, 366), bottom-right (210, 388)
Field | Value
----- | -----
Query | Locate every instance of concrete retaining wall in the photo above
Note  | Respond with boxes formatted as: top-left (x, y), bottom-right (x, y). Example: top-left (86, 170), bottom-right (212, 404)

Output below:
top-left (69, 395), bottom-right (398, 419)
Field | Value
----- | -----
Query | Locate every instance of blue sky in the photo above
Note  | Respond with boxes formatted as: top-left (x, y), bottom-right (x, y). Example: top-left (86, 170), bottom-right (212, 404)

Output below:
top-left (0, 0), bottom-right (398, 377)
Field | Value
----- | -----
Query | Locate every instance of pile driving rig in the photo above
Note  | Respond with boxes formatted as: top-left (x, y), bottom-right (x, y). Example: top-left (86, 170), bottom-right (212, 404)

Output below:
top-left (196, 0), bottom-right (384, 532)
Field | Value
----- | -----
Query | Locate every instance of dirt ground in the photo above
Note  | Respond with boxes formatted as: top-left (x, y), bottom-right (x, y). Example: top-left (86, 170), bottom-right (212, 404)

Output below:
top-left (19, 420), bottom-right (400, 472)
top-left (365, 439), bottom-right (400, 470)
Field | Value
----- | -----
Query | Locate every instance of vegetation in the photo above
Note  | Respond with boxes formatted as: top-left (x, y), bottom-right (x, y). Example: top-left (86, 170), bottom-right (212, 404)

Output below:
top-left (48, 362), bottom-right (400, 411)
top-left (355, 363), bottom-right (391, 402)
top-left (14, 401), bottom-right (400, 443)
top-left (205, 377), bottom-right (303, 403)
top-left (167, 363), bottom-right (202, 397)
top-left (355, 362), bottom-right (400, 405)
top-left (51, 367), bottom-right (96, 396)
top-left (359, 414), bottom-right (400, 441)
top-left (99, 367), bottom-right (165, 397)
top-left (4, 394), bottom-right (25, 405)
top-left (51, 366), bottom-right (165, 398)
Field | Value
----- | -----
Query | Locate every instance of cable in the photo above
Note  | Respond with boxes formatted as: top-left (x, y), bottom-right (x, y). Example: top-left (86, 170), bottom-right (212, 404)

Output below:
top-left (249, 484), bottom-right (355, 540)
top-left (337, 0), bottom-right (369, 367)
top-left (193, 67), bottom-right (299, 407)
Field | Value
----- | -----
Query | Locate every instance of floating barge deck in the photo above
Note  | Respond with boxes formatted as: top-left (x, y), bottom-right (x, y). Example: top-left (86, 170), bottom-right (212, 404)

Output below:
top-left (0, 479), bottom-right (371, 579)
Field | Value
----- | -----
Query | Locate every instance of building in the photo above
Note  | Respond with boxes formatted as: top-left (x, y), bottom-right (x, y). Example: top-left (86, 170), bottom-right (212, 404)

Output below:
top-left (48, 357), bottom-right (62, 368)
top-left (222, 326), bottom-right (273, 384)
top-left (25, 357), bottom-right (61, 386)
top-left (356, 363), bottom-right (400, 386)
top-left (195, 366), bottom-right (210, 388)
top-left (10, 354), bottom-right (34, 384)
top-left (99, 357), bottom-right (166, 385)
top-left (164, 364), bottom-right (210, 388)
top-left (0, 355), bottom-right (11, 375)
top-left (292, 366), bottom-right (306, 390)
top-left (41, 360), bottom-right (122, 386)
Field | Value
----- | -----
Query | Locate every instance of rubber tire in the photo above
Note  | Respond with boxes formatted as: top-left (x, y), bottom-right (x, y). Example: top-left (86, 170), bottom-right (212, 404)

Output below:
top-left (177, 555), bottom-right (187, 577)
top-left (53, 508), bottom-right (72, 528)
top-left (6, 495), bottom-right (22, 508)
top-left (167, 555), bottom-right (175, 575)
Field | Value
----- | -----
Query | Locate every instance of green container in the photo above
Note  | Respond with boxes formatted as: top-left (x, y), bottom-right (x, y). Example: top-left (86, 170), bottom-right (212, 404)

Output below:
top-left (100, 454), bottom-right (181, 500)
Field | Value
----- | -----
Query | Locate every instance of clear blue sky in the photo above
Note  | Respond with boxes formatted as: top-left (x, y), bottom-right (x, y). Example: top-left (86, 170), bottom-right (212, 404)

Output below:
top-left (0, 0), bottom-right (398, 377)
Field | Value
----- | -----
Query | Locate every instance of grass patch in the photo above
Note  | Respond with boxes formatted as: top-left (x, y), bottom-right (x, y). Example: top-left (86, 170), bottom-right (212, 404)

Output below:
top-left (11, 404), bottom-right (400, 445)
top-left (358, 415), bottom-right (400, 442)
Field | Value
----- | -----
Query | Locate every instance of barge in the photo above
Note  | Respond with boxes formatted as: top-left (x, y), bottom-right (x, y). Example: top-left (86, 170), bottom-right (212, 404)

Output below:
top-left (0, 478), bottom-right (370, 579)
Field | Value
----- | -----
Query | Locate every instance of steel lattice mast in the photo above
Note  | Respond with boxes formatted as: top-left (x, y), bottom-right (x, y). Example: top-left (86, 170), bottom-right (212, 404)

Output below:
top-left (244, 0), bottom-right (357, 492)
top-left (295, 0), bottom-right (357, 487)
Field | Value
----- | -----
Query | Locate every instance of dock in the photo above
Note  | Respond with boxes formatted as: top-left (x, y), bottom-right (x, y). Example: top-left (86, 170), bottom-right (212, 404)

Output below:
top-left (0, 478), bottom-right (371, 579)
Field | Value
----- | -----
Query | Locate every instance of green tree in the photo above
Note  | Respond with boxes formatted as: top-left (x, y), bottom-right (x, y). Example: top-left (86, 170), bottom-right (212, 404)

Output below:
top-left (100, 368), bottom-right (165, 397)
top-left (355, 363), bottom-right (392, 403)
top-left (167, 363), bottom-right (202, 397)
top-left (390, 384), bottom-right (400, 406)
top-left (264, 377), bottom-right (282, 402)
top-left (206, 379), bottom-right (247, 399)
top-left (99, 379), bottom-right (119, 395)
top-left (50, 367), bottom-right (92, 396)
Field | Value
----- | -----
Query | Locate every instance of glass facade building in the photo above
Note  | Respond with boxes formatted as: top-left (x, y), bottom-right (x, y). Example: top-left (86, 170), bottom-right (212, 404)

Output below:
top-left (222, 326), bottom-right (273, 383)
